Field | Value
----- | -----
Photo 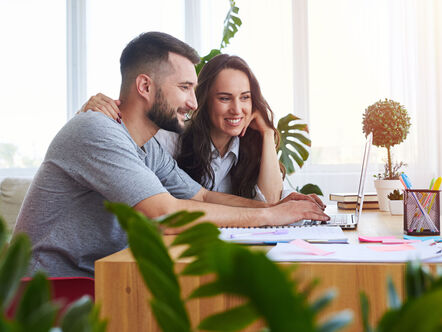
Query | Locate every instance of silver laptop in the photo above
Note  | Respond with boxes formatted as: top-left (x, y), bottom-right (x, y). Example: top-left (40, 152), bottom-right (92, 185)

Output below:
top-left (293, 133), bottom-right (373, 229)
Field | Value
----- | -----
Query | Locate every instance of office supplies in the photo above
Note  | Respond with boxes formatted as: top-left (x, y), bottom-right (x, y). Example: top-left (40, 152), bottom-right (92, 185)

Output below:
top-left (404, 188), bottom-right (440, 235)
top-left (293, 133), bottom-right (373, 229)
top-left (426, 177), bottom-right (441, 212)
top-left (219, 225), bottom-right (347, 244)
top-left (230, 229), bottom-right (288, 239)
top-left (289, 239), bottom-right (334, 256)
top-left (267, 240), bottom-right (442, 263)
top-left (429, 178), bottom-right (435, 190)
top-left (369, 244), bottom-right (415, 252)
top-left (403, 234), bottom-right (442, 242)
top-left (400, 173), bottom-right (439, 234)
top-left (359, 235), bottom-right (417, 244)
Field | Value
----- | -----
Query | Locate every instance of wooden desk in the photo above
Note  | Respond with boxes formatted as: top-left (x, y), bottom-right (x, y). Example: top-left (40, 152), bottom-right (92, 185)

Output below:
top-left (95, 207), bottom-right (440, 332)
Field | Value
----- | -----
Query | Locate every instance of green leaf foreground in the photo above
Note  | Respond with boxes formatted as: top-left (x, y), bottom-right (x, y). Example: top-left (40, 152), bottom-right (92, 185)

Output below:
top-left (360, 260), bottom-right (442, 332)
top-left (0, 215), bottom-right (106, 331)
top-left (106, 202), bottom-right (352, 332)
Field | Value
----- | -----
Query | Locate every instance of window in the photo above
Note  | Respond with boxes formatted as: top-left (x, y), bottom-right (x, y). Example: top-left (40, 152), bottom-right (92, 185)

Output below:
top-left (308, 0), bottom-right (391, 167)
top-left (85, 0), bottom-right (185, 99)
top-left (198, 0), bottom-right (294, 121)
top-left (0, 0), bottom-right (66, 175)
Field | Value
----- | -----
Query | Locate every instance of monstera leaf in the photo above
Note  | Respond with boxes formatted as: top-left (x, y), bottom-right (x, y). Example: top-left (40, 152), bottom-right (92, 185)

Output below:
top-left (277, 113), bottom-right (311, 174)
top-left (195, 0), bottom-right (242, 75)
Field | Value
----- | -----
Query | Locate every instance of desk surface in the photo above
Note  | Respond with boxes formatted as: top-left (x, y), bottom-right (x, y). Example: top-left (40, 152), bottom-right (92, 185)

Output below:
top-left (95, 206), bottom-right (438, 332)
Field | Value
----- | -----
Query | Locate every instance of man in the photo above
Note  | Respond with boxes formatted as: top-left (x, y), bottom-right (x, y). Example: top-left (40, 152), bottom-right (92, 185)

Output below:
top-left (14, 32), bottom-right (329, 277)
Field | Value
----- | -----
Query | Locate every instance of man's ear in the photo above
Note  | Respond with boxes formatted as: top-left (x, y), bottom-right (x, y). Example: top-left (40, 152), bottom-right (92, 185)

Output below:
top-left (135, 74), bottom-right (154, 101)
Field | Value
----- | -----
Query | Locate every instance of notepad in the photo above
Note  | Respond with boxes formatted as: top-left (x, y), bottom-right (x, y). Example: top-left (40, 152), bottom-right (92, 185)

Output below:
top-left (267, 241), bottom-right (442, 262)
top-left (219, 225), bottom-right (347, 244)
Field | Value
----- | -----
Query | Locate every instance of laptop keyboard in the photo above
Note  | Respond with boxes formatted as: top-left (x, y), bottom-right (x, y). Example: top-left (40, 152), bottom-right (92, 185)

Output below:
top-left (329, 214), bottom-right (349, 225)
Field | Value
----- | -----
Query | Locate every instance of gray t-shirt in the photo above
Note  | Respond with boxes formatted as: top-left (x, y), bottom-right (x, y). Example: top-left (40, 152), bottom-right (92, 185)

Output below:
top-left (13, 111), bottom-right (201, 278)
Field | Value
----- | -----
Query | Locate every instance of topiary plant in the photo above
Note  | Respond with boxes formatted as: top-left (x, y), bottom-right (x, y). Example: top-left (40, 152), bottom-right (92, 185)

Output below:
top-left (362, 99), bottom-right (411, 180)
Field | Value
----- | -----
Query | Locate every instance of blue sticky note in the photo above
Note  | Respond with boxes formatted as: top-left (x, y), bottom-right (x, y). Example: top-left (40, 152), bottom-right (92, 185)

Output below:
top-left (404, 234), bottom-right (442, 242)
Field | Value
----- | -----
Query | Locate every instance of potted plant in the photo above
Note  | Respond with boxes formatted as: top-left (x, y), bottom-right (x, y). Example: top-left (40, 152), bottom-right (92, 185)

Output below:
top-left (362, 98), bottom-right (411, 211)
top-left (387, 189), bottom-right (404, 215)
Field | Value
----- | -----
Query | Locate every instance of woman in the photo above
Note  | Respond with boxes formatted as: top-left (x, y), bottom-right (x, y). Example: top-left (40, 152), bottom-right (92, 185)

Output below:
top-left (81, 55), bottom-right (301, 204)
top-left (176, 54), bottom-right (283, 202)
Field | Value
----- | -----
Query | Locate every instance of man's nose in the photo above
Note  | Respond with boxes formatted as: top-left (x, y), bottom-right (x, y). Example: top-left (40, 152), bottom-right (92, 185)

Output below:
top-left (186, 90), bottom-right (198, 111)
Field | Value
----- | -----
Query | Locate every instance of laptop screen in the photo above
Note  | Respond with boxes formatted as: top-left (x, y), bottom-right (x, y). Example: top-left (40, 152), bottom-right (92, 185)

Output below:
top-left (355, 133), bottom-right (373, 222)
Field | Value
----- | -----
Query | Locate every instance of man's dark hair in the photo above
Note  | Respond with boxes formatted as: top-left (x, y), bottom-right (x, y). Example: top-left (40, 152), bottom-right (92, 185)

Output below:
top-left (120, 31), bottom-right (200, 95)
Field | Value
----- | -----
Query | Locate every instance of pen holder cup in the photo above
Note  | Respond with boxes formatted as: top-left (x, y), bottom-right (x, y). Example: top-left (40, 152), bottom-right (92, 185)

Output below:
top-left (404, 189), bottom-right (440, 236)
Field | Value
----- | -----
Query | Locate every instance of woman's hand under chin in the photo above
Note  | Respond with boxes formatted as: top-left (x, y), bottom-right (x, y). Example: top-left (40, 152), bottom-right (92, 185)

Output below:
top-left (239, 110), bottom-right (273, 137)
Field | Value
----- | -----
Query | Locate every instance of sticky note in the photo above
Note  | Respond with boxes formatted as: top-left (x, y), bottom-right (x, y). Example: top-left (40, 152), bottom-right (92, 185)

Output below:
top-left (369, 244), bottom-right (415, 252)
top-left (359, 236), bottom-right (398, 243)
top-left (289, 239), bottom-right (334, 256)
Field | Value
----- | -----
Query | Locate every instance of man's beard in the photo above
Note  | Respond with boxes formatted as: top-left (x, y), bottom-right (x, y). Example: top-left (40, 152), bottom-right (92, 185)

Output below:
top-left (147, 89), bottom-right (184, 134)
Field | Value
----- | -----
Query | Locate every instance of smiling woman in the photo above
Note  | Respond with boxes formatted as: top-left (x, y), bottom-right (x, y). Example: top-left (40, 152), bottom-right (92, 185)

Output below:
top-left (177, 54), bottom-right (283, 202)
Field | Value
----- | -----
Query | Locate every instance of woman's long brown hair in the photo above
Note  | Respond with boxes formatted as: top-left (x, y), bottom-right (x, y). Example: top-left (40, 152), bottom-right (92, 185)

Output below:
top-left (176, 54), bottom-right (283, 199)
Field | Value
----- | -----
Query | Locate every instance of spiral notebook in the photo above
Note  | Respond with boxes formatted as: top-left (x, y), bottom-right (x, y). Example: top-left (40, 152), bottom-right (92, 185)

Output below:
top-left (219, 225), bottom-right (347, 244)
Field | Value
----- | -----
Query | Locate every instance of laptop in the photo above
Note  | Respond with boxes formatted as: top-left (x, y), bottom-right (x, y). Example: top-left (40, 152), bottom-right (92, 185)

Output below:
top-left (292, 132), bottom-right (373, 229)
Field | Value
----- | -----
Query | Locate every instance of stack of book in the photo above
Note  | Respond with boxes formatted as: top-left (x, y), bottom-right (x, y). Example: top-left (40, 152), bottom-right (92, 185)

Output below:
top-left (329, 192), bottom-right (379, 210)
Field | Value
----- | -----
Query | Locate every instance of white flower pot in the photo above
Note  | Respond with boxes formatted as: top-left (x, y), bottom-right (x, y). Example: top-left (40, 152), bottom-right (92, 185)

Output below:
top-left (389, 199), bottom-right (403, 215)
top-left (374, 179), bottom-right (402, 212)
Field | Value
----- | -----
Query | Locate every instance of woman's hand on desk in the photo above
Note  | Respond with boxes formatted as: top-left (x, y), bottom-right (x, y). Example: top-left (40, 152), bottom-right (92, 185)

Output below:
top-left (267, 200), bottom-right (330, 226)
top-left (277, 192), bottom-right (326, 211)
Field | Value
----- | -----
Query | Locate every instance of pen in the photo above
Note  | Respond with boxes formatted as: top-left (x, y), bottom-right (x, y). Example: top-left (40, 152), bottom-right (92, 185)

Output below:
top-left (230, 229), bottom-right (289, 239)
top-left (305, 239), bottom-right (348, 244)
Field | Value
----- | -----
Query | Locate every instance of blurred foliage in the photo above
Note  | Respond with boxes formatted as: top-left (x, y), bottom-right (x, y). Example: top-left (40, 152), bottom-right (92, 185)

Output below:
top-left (107, 202), bottom-right (352, 332)
top-left (0, 215), bottom-right (107, 332)
top-left (360, 260), bottom-right (442, 332)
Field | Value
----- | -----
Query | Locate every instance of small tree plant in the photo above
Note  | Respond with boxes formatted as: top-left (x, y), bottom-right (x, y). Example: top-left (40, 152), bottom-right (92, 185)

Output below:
top-left (362, 99), bottom-right (411, 180)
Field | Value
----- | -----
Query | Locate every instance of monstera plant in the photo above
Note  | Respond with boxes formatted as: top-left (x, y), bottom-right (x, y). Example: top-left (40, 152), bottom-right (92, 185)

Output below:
top-left (198, 0), bottom-right (321, 196)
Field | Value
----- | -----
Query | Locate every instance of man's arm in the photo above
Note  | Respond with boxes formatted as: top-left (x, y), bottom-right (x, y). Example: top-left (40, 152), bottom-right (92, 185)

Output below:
top-left (134, 191), bottom-right (330, 233)
top-left (191, 188), bottom-right (270, 208)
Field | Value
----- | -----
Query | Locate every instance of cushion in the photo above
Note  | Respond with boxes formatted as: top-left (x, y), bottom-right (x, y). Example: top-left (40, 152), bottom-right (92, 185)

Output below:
top-left (0, 178), bottom-right (32, 230)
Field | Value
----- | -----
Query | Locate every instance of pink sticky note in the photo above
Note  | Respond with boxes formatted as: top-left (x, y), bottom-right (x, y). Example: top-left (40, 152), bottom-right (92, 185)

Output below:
top-left (289, 239), bottom-right (334, 256)
top-left (359, 236), bottom-right (398, 243)
top-left (381, 239), bottom-right (419, 244)
top-left (369, 244), bottom-right (415, 252)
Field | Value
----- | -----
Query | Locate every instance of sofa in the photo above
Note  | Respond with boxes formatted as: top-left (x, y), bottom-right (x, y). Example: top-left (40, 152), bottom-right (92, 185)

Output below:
top-left (0, 178), bottom-right (32, 231)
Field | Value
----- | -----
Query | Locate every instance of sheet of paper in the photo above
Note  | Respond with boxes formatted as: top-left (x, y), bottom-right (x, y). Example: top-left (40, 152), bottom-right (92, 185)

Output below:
top-left (219, 225), bottom-right (346, 244)
top-left (267, 241), bottom-right (442, 263)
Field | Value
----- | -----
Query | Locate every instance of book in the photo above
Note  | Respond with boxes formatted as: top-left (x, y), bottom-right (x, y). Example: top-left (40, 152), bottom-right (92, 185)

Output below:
top-left (329, 192), bottom-right (378, 203)
top-left (219, 225), bottom-right (347, 244)
top-left (337, 201), bottom-right (379, 210)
